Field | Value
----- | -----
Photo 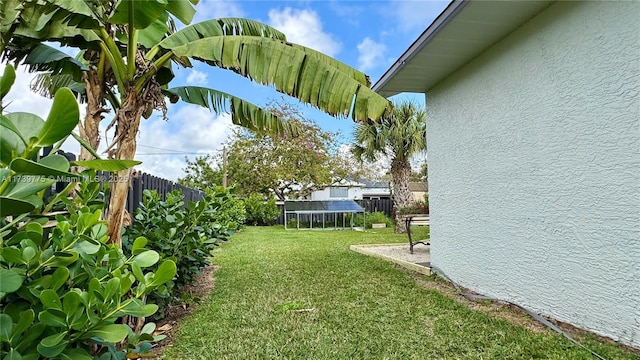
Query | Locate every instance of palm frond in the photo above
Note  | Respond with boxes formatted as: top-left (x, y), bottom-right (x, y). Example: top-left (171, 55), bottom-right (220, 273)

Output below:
top-left (23, 43), bottom-right (88, 81)
top-left (165, 86), bottom-right (298, 136)
top-left (169, 36), bottom-right (390, 122)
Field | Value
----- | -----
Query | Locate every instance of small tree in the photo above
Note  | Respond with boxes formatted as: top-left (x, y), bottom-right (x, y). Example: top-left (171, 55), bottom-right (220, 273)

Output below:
top-left (352, 100), bottom-right (427, 233)
top-left (178, 154), bottom-right (224, 190)
top-left (221, 102), bottom-right (355, 200)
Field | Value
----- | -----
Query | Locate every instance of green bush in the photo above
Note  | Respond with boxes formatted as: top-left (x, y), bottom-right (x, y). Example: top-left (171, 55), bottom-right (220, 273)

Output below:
top-left (208, 186), bottom-right (246, 231)
top-left (396, 200), bottom-right (429, 216)
top-left (123, 188), bottom-right (233, 317)
top-left (0, 66), bottom-right (173, 359)
top-left (1, 180), bottom-right (175, 359)
top-left (244, 194), bottom-right (281, 226)
top-left (353, 212), bottom-right (393, 229)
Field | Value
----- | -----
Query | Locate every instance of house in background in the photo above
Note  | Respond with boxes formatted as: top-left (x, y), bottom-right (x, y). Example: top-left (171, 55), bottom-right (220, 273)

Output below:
top-left (374, 0), bottom-right (639, 348)
top-left (409, 182), bottom-right (428, 202)
top-left (308, 180), bottom-right (391, 201)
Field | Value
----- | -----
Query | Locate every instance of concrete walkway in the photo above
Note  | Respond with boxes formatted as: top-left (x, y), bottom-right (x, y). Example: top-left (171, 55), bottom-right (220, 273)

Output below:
top-left (350, 243), bottom-right (431, 275)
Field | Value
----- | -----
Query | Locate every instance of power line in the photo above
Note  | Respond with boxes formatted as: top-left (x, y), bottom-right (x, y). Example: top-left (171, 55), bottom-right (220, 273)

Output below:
top-left (137, 152), bottom-right (204, 155)
top-left (138, 144), bottom-right (188, 152)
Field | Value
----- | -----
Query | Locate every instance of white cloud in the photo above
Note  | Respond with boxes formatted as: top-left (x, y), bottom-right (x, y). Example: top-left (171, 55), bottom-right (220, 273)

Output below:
top-left (133, 105), bottom-right (235, 181)
top-left (268, 8), bottom-right (341, 57)
top-left (192, 0), bottom-right (244, 24)
top-left (356, 37), bottom-right (387, 72)
top-left (186, 70), bottom-right (207, 85)
top-left (391, 1), bottom-right (449, 32)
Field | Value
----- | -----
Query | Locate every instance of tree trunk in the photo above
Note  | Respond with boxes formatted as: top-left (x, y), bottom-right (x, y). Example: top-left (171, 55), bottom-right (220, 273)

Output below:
top-left (79, 65), bottom-right (105, 161)
top-left (390, 158), bottom-right (412, 233)
top-left (106, 92), bottom-right (143, 246)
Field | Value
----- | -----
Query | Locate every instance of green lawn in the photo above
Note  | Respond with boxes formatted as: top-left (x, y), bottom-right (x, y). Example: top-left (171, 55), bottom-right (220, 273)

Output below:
top-left (163, 226), bottom-right (638, 359)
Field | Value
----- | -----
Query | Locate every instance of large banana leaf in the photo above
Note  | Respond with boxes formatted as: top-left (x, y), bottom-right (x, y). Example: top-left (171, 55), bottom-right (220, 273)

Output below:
top-left (110, 0), bottom-right (198, 28)
top-left (11, 1), bottom-right (100, 43)
top-left (24, 43), bottom-right (88, 82)
top-left (157, 18), bottom-right (286, 50)
top-left (165, 86), bottom-right (297, 135)
top-left (169, 37), bottom-right (390, 121)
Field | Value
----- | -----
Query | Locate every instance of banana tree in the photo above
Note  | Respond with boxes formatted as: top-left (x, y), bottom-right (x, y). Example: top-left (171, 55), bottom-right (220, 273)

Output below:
top-left (2, 0), bottom-right (391, 245)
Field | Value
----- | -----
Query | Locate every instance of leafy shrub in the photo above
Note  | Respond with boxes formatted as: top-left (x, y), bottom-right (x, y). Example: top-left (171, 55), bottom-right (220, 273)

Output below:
top-left (286, 218), bottom-right (299, 229)
top-left (1, 180), bottom-right (175, 359)
top-left (123, 188), bottom-right (231, 317)
top-left (353, 212), bottom-right (393, 229)
top-left (0, 66), bottom-right (173, 359)
top-left (396, 200), bottom-right (429, 216)
top-left (207, 185), bottom-right (246, 231)
top-left (244, 194), bottom-right (281, 226)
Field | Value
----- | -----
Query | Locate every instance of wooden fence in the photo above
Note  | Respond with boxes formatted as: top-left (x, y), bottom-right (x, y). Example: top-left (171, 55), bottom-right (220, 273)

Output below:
top-left (125, 172), bottom-right (205, 214)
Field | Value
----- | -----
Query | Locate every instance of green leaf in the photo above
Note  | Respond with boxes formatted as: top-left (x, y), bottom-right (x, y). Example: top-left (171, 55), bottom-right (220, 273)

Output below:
top-left (149, 260), bottom-right (176, 287)
top-left (73, 159), bottom-right (141, 171)
top-left (71, 132), bottom-right (101, 160)
top-left (169, 36), bottom-right (390, 122)
top-left (0, 246), bottom-right (22, 264)
top-left (102, 277), bottom-right (120, 301)
top-left (0, 197), bottom-right (36, 217)
top-left (131, 263), bottom-right (145, 283)
top-left (51, 267), bottom-right (70, 291)
top-left (0, 64), bottom-right (16, 99)
top-left (10, 155), bottom-right (79, 178)
top-left (110, 0), bottom-right (168, 29)
top-left (38, 310), bottom-right (67, 327)
top-left (84, 324), bottom-right (129, 343)
top-left (157, 18), bottom-right (286, 51)
top-left (165, 86), bottom-right (295, 135)
top-left (0, 112), bottom-right (44, 164)
top-left (40, 289), bottom-right (63, 310)
top-left (132, 250), bottom-right (160, 268)
top-left (37, 332), bottom-right (68, 357)
top-left (120, 299), bottom-right (158, 317)
top-left (60, 348), bottom-right (92, 360)
top-left (2, 349), bottom-right (22, 360)
top-left (166, 0), bottom-right (196, 25)
top-left (0, 269), bottom-right (23, 293)
top-left (0, 314), bottom-right (12, 341)
top-left (36, 88), bottom-right (80, 147)
top-left (131, 237), bottom-right (148, 254)
top-left (23, 44), bottom-right (88, 82)
top-left (0, 115), bottom-right (27, 147)
top-left (13, 310), bottom-right (35, 338)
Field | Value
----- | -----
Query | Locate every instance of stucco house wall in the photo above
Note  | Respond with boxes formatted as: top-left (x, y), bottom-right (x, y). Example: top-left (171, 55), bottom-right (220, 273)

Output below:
top-left (427, 1), bottom-right (639, 346)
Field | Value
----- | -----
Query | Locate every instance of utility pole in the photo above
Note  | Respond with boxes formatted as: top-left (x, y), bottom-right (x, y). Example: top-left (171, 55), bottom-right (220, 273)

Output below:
top-left (222, 146), bottom-right (228, 187)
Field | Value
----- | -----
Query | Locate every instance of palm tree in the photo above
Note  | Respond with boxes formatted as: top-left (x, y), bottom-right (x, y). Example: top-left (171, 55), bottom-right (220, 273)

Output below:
top-left (352, 100), bottom-right (426, 233)
top-left (1, 0), bottom-right (391, 245)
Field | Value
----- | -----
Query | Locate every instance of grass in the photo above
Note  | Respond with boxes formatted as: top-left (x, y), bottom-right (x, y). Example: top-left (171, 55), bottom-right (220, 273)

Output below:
top-left (163, 226), bottom-right (638, 360)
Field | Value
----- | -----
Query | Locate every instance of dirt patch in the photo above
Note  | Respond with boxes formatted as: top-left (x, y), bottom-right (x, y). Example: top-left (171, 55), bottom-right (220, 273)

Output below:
top-left (150, 265), bottom-right (218, 358)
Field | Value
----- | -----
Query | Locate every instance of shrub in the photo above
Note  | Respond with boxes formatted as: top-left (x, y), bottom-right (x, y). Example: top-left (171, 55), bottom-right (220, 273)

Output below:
top-left (1, 180), bottom-right (175, 359)
top-left (123, 189), bottom-right (231, 317)
top-left (396, 200), bottom-right (429, 216)
top-left (244, 194), bottom-right (281, 226)
top-left (353, 212), bottom-right (393, 229)
top-left (0, 67), bottom-right (173, 359)
top-left (207, 186), bottom-right (246, 231)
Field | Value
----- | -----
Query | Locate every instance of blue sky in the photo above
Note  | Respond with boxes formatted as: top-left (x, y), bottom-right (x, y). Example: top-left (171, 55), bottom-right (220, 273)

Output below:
top-left (4, 0), bottom-right (449, 180)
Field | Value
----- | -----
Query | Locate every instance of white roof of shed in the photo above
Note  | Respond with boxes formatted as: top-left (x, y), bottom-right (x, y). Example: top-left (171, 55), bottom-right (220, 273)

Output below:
top-left (372, 0), bottom-right (553, 97)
